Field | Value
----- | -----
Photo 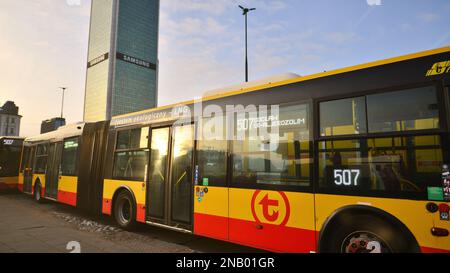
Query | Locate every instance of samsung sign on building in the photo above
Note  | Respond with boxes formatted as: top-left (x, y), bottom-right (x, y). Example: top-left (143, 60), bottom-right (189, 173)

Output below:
top-left (87, 53), bottom-right (109, 68)
top-left (116, 52), bottom-right (156, 70)
top-left (87, 52), bottom-right (156, 71)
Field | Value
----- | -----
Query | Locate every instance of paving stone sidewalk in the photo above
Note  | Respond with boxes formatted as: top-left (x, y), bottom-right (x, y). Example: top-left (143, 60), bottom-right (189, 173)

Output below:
top-left (0, 193), bottom-right (260, 253)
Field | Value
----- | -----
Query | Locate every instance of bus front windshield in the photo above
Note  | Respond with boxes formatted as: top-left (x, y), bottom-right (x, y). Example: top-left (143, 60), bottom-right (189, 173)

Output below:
top-left (0, 145), bottom-right (21, 177)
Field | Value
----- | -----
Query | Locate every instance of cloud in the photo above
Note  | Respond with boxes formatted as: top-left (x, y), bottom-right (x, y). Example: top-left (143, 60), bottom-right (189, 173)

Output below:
top-left (160, 12), bottom-right (229, 39)
top-left (158, 1), bottom-right (294, 102)
top-left (162, 0), bottom-right (232, 15)
top-left (205, 17), bottom-right (227, 34)
top-left (418, 12), bottom-right (440, 23)
top-left (158, 54), bottom-right (241, 105)
top-left (253, 0), bottom-right (288, 13)
top-left (366, 0), bottom-right (382, 6)
top-left (157, 0), bottom-right (335, 105)
top-left (162, 0), bottom-right (287, 15)
top-left (432, 31), bottom-right (450, 48)
top-left (6, 0), bottom-right (448, 137)
top-left (325, 32), bottom-right (357, 44)
top-left (0, 0), bottom-right (90, 136)
top-left (400, 23), bottom-right (413, 32)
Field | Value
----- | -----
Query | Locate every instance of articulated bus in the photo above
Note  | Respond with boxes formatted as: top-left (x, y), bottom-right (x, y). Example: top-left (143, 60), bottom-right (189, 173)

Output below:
top-left (0, 137), bottom-right (24, 191)
top-left (18, 122), bottom-right (109, 210)
top-left (19, 46), bottom-right (450, 253)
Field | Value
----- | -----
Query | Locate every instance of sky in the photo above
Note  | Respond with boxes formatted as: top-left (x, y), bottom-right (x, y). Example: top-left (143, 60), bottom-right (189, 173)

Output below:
top-left (0, 0), bottom-right (449, 137)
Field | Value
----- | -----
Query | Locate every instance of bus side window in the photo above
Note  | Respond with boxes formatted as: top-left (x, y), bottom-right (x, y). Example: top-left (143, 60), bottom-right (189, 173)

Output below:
top-left (318, 136), bottom-right (444, 195)
top-left (197, 116), bottom-right (227, 187)
top-left (367, 86), bottom-right (439, 132)
top-left (112, 127), bottom-right (149, 181)
top-left (61, 138), bottom-right (79, 176)
top-left (34, 144), bottom-right (48, 174)
top-left (231, 103), bottom-right (311, 187)
top-left (320, 97), bottom-right (367, 137)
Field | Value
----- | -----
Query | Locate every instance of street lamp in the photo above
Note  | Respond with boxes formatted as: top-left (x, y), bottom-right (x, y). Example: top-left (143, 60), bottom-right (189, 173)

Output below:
top-left (59, 87), bottom-right (68, 118)
top-left (239, 5), bottom-right (255, 82)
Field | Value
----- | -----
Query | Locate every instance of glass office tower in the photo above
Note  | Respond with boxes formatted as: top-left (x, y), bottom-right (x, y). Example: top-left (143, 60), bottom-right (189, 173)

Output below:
top-left (84, 0), bottom-right (159, 122)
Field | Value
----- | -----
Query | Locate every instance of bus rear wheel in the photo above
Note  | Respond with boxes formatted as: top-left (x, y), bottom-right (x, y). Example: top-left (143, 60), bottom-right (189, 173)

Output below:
top-left (320, 214), bottom-right (418, 253)
top-left (113, 190), bottom-right (136, 230)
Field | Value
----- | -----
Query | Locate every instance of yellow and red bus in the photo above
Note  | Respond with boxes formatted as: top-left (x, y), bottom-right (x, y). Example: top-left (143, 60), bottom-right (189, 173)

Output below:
top-left (19, 122), bottom-right (109, 209)
top-left (20, 46), bottom-right (450, 253)
top-left (0, 136), bottom-right (24, 191)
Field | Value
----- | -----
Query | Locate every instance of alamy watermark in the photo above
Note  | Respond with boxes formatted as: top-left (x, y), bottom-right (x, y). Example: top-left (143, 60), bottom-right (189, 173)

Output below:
top-left (366, 0), bottom-right (382, 6)
top-left (113, 98), bottom-right (309, 152)
top-left (66, 241), bottom-right (81, 253)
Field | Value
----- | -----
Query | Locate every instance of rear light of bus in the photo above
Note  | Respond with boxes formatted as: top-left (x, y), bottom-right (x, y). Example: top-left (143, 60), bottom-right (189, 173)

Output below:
top-left (431, 227), bottom-right (449, 237)
top-left (439, 204), bottom-right (449, 214)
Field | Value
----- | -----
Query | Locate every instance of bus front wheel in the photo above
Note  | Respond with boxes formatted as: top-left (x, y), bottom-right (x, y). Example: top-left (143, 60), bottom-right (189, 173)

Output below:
top-left (320, 214), bottom-right (419, 253)
top-left (113, 190), bottom-right (136, 230)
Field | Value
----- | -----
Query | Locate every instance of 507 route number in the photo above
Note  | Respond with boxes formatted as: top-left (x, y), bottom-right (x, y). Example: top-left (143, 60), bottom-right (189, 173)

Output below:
top-left (334, 169), bottom-right (360, 186)
top-left (3, 139), bottom-right (14, 145)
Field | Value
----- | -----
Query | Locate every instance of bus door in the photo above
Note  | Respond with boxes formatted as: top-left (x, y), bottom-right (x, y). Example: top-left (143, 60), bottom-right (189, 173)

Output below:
top-left (45, 142), bottom-right (63, 199)
top-left (23, 146), bottom-right (35, 193)
top-left (147, 124), bottom-right (195, 230)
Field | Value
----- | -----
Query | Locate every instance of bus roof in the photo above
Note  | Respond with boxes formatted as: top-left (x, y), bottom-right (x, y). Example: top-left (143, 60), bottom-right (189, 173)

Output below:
top-left (0, 136), bottom-right (25, 140)
top-left (24, 122), bottom-right (85, 143)
top-left (202, 73), bottom-right (301, 98)
top-left (112, 45), bottom-right (450, 120)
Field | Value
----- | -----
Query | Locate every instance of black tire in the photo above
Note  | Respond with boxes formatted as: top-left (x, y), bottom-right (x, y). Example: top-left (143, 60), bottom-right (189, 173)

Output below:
top-left (320, 214), bottom-right (419, 253)
top-left (34, 182), bottom-right (43, 203)
top-left (113, 190), bottom-right (136, 230)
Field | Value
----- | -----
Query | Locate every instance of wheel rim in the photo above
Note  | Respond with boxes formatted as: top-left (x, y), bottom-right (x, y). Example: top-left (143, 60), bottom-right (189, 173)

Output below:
top-left (341, 231), bottom-right (392, 253)
top-left (118, 198), bottom-right (131, 224)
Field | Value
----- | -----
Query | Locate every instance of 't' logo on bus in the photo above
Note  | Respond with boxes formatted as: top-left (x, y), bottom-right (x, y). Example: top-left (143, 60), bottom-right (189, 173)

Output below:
top-left (251, 190), bottom-right (290, 226)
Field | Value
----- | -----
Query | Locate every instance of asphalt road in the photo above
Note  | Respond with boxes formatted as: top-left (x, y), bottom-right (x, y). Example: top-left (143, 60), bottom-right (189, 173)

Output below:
top-left (0, 192), bottom-right (263, 253)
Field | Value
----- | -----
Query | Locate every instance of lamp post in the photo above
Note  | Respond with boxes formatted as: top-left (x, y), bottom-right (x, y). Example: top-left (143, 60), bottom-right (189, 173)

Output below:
top-left (239, 5), bottom-right (255, 82)
top-left (59, 87), bottom-right (67, 118)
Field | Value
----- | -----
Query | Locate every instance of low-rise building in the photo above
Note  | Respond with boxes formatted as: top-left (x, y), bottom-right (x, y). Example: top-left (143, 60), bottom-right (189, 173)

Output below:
top-left (40, 117), bottom-right (66, 134)
top-left (0, 101), bottom-right (22, 136)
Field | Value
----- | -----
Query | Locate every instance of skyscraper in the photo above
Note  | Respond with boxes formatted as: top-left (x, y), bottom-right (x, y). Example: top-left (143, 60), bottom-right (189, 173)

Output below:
top-left (83, 0), bottom-right (159, 122)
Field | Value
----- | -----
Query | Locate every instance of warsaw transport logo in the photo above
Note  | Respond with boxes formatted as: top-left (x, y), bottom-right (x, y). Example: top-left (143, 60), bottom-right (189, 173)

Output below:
top-left (251, 190), bottom-right (291, 226)
top-left (426, 60), bottom-right (450, 76)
